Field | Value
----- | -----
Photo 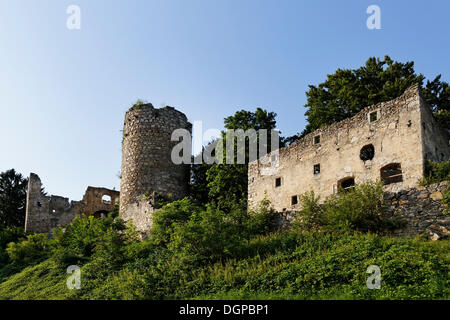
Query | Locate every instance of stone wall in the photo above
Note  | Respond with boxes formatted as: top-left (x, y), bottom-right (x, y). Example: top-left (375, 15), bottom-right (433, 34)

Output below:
top-left (383, 182), bottom-right (449, 240)
top-left (25, 173), bottom-right (120, 234)
top-left (249, 84), bottom-right (450, 212)
top-left (120, 104), bottom-right (192, 234)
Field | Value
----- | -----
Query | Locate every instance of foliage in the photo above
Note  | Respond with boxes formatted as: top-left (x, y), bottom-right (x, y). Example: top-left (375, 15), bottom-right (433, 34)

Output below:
top-left (294, 182), bottom-right (397, 234)
top-left (0, 231), bottom-right (448, 300)
top-left (443, 190), bottom-right (450, 216)
top-left (292, 191), bottom-right (323, 230)
top-left (51, 214), bottom-right (131, 266)
top-left (206, 108), bottom-right (279, 211)
top-left (420, 160), bottom-right (450, 185)
top-left (0, 169), bottom-right (28, 229)
top-left (151, 198), bottom-right (274, 262)
top-left (0, 227), bottom-right (24, 265)
top-left (149, 198), bottom-right (203, 246)
top-left (6, 234), bottom-right (51, 267)
top-left (286, 56), bottom-right (449, 141)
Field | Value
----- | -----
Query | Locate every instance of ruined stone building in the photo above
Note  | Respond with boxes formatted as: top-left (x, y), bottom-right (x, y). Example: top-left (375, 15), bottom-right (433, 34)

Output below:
top-left (25, 173), bottom-right (120, 233)
top-left (25, 84), bottom-right (449, 239)
top-left (25, 103), bottom-right (191, 234)
top-left (248, 84), bottom-right (449, 238)
top-left (248, 84), bottom-right (449, 210)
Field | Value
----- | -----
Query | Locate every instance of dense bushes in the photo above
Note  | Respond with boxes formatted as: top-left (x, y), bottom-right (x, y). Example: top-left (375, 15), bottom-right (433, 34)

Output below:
top-left (294, 182), bottom-right (398, 234)
top-left (6, 233), bottom-right (50, 267)
top-left (0, 187), bottom-right (448, 300)
top-left (1, 230), bottom-right (448, 300)
top-left (0, 227), bottom-right (24, 265)
top-left (151, 198), bottom-right (275, 262)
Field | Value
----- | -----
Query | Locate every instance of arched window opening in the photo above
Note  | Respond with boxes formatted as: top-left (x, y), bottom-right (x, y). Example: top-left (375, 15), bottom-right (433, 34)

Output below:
top-left (102, 195), bottom-right (112, 204)
top-left (360, 144), bottom-right (375, 161)
top-left (380, 163), bottom-right (403, 185)
top-left (338, 177), bottom-right (355, 193)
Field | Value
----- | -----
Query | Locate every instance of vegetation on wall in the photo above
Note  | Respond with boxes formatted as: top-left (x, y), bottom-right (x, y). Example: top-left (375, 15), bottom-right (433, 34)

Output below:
top-left (420, 160), bottom-right (450, 185)
top-left (293, 182), bottom-right (403, 234)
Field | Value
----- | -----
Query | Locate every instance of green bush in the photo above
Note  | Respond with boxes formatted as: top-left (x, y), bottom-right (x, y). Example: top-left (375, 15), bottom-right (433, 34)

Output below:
top-left (6, 233), bottom-right (51, 267)
top-left (295, 181), bottom-right (396, 234)
top-left (292, 191), bottom-right (323, 231)
top-left (0, 227), bottom-right (24, 265)
top-left (150, 198), bottom-right (203, 246)
top-left (421, 160), bottom-right (450, 185)
top-left (51, 214), bottom-right (131, 266)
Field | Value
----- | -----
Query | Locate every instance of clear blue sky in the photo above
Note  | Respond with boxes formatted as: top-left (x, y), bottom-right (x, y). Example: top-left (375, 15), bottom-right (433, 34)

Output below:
top-left (0, 0), bottom-right (448, 200)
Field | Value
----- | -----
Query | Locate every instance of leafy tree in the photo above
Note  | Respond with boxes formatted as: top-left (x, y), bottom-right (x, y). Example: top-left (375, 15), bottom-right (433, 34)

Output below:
top-left (288, 56), bottom-right (449, 140)
top-left (189, 154), bottom-right (211, 205)
top-left (206, 108), bottom-right (278, 211)
top-left (0, 169), bottom-right (28, 230)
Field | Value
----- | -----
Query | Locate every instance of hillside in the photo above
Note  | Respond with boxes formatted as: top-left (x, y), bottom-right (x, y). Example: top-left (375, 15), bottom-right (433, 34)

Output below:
top-left (0, 232), bottom-right (448, 300)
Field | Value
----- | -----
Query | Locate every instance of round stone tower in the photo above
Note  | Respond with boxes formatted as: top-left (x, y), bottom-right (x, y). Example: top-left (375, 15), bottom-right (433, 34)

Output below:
top-left (119, 103), bottom-right (191, 232)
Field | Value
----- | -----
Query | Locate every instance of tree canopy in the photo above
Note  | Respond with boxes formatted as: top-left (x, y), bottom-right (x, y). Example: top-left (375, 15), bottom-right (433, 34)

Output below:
top-left (0, 169), bottom-right (28, 230)
top-left (290, 56), bottom-right (449, 140)
top-left (204, 108), bottom-right (278, 211)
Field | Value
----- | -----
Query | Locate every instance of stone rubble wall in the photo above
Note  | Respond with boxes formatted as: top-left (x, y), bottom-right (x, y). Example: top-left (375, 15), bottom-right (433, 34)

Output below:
top-left (383, 181), bottom-right (448, 240)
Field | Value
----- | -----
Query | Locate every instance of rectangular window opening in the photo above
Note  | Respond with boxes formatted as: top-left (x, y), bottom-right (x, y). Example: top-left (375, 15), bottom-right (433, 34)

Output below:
top-left (314, 135), bottom-right (321, 145)
top-left (369, 111), bottom-right (378, 123)
top-left (291, 195), bottom-right (298, 205)
top-left (275, 177), bottom-right (282, 187)
top-left (314, 164), bottom-right (321, 175)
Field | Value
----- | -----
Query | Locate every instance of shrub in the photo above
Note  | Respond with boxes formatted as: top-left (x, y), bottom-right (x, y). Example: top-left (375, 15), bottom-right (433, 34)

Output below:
top-left (294, 181), bottom-right (394, 234)
top-left (150, 198), bottom-right (203, 246)
top-left (51, 214), bottom-right (129, 266)
top-left (0, 227), bottom-right (24, 265)
top-left (292, 191), bottom-right (323, 231)
top-left (164, 201), bottom-right (274, 263)
top-left (6, 233), bottom-right (51, 266)
top-left (421, 160), bottom-right (450, 185)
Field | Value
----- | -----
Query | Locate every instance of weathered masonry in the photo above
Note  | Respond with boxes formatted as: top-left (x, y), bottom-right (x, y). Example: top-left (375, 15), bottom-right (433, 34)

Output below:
top-left (119, 104), bottom-right (192, 234)
top-left (25, 173), bottom-right (120, 234)
top-left (248, 84), bottom-right (450, 212)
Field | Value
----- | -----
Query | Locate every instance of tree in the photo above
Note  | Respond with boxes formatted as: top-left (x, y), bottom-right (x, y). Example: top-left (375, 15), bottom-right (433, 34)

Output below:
top-left (0, 169), bottom-right (28, 229)
top-left (206, 108), bottom-right (278, 211)
top-left (288, 56), bottom-right (449, 140)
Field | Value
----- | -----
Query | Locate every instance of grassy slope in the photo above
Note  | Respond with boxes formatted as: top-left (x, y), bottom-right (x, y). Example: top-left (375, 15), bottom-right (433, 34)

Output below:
top-left (0, 233), bottom-right (448, 300)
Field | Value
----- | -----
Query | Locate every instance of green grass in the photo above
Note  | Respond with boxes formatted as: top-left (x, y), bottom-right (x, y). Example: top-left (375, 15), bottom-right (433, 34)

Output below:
top-left (0, 232), bottom-right (448, 300)
top-left (0, 260), bottom-right (77, 300)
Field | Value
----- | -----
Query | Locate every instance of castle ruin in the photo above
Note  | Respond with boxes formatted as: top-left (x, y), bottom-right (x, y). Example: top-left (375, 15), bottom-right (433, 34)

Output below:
top-left (25, 84), bottom-right (449, 238)
top-left (25, 173), bottom-right (120, 233)
top-left (119, 103), bottom-right (192, 233)
top-left (248, 84), bottom-right (449, 238)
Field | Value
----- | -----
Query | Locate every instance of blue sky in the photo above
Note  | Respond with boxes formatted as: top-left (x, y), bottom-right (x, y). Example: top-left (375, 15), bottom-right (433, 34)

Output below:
top-left (0, 0), bottom-right (448, 200)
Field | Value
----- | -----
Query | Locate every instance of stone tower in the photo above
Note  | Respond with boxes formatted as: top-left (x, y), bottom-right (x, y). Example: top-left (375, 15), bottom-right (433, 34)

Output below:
top-left (120, 103), bottom-right (192, 233)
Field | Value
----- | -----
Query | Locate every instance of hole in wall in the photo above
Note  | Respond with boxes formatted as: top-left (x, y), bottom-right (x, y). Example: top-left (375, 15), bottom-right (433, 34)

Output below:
top-left (102, 195), bottom-right (112, 204)
top-left (338, 177), bottom-right (355, 193)
top-left (275, 177), bottom-right (281, 187)
top-left (360, 144), bottom-right (375, 161)
top-left (380, 163), bottom-right (403, 185)
top-left (314, 164), bottom-right (320, 175)
top-left (369, 111), bottom-right (378, 123)
top-left (313, 135), bottom-right (321, 145)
